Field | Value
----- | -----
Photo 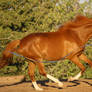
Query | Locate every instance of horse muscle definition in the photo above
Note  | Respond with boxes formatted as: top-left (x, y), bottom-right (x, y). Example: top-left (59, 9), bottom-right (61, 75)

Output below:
top-left (0, 15), bottom-right (92, 90)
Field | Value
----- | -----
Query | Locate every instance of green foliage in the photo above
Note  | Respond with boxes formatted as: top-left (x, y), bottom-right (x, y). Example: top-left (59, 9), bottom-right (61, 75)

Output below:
top-left (0, 0), bottom-right (92, 80)
top-left (0, 0), bottom-right (87, 32)
top-left (0, 65), bottom-right (17, 76)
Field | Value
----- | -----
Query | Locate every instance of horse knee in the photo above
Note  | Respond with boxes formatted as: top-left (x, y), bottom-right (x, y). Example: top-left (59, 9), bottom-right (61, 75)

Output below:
top-left (81, 66), bottom-right (86, 73)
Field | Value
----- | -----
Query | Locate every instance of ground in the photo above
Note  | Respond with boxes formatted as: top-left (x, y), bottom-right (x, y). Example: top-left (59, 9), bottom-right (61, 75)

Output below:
top-left (0, 75), bottom-right (92, 92)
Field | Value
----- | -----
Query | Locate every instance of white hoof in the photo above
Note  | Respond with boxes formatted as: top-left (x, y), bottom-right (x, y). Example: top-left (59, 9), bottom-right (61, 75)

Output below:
top-left (32, 81), bottom-right (43, 91)
top-left (68, 77), bottom-right (79, 81)
top-left (58, 82), bottom-right (63, 88)
top-left (68, 72), bottom-right (81, 81)
top-left (35, 88), bottom-right (43, 91)
top-left (68, 77), bottom-right (75, 81)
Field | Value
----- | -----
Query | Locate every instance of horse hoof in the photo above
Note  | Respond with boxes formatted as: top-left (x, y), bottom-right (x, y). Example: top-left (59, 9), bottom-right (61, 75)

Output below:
top-left (68, 77), bottom-right (74, 81)
top-left (35, 88), bottom-right (43, 91)
top-left (58, 82), bottom-right (63, 88)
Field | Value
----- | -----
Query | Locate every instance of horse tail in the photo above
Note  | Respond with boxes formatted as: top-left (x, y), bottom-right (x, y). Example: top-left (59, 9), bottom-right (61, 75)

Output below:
top-left (0, 40), bottom-right (20, 69)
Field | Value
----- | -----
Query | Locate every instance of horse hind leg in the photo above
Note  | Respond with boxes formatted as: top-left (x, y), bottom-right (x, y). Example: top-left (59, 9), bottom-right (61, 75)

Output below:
top-left (68, 55), bottom-right (85, 81)
top-left (37, 62), bottom-right (63, 88)
top-left (79, 54), bottom-right (92, 67)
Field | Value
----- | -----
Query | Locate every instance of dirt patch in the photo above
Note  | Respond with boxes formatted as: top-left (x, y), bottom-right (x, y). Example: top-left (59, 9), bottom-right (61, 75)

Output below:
top-left (0, 76), bottom-right (92, 92)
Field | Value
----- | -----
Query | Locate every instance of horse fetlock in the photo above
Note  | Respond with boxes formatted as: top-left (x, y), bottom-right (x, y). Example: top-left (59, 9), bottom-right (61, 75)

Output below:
top-left (68, 77), bottom-right (75, 81)
top-left (68, 72), bottom-right (82, 81)
top-left (32, 81), bottom-right (43, 91)
top-left (58, 82), bottom-right (63, 88)
top-left (35, 87), bottom-right (43, 91)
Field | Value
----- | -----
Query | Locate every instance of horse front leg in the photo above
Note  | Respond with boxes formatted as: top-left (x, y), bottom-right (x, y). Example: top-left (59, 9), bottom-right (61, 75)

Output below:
top-left (79, 53), bottom-right (92, 67)
top-left (68, 56), bottom-right (85, 81)
top-left (28, 62), bottom-right (43, 91)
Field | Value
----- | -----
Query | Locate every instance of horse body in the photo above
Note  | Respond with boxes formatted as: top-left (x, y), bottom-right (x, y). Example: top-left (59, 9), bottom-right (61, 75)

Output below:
top-left (0, 15), bottom-right (92, 90)
top-left (17, 30), bottom-right (80, 61)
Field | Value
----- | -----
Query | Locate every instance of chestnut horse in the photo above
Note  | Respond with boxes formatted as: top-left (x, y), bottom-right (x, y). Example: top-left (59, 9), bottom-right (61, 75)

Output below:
top-left (0, 15), bottom-right (92, 90)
